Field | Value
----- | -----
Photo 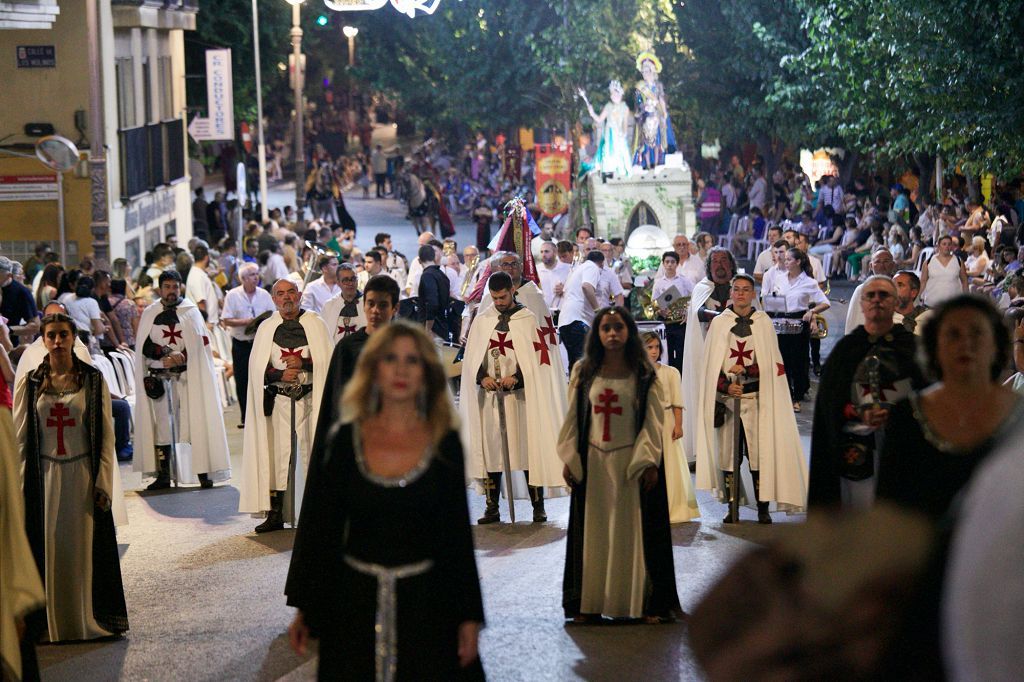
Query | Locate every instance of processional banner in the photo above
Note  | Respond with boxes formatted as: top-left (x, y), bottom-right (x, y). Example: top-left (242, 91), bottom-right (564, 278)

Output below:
top-left (535, 144), bottom-right (571, 218)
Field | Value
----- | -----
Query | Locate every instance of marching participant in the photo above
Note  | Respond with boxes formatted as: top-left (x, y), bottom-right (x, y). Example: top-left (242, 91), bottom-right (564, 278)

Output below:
top-left (642, 332), bottom-right (700, 523)
top-left (239, 279), bottom-right (331, 533)
top-left (299, 254), bottom-right (341, 314)
top-left (651, 250), bottom-right (695, 372)
top-left (134, 271), bottom-right (230, 490)
top-left (220, 263), bottom-right (276, 428)
top-left (321, 264), bottom-right (365, 344)
top-left (537, 241), bottom-right (571, 324)
top-left (681, 248), bottom-right (736, 463)
top-left (459, 272), bottom-right (567, 524)
top-left (695, 274), bottom-right (807, 523)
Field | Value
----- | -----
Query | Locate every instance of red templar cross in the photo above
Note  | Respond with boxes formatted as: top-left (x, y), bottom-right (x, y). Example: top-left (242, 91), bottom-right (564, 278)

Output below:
top-left (488, 332), bottom-right (514, 356)
top-left (337, 324), bottom-right (357, 337)
top-left (538, 316), bottom-right (558, 347)
top-left (593, 388), bottom-right (622, 442)
top-left (46, 402), bottom-right (76, 456)
top-left (161, 324), bottom-right (183, 345)
top-left (729, 341), bottom-right (753, 366)
top-left (280, 347), bottom-right (305, 362)
top-left (860, 382), bottom-right (897, 402)
top-left (533, 330), bottom-right (551, 366)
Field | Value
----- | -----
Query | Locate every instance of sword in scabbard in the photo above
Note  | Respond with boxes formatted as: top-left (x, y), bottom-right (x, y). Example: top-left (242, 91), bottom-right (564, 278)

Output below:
top-left (281, 381), bottom-right (304, 527)
top-left (164, 374), bottom-right (180, 488)
top-left (491, 347), bottom-right (516, 524)
top-left (731, 392), bottom-right (743, 523)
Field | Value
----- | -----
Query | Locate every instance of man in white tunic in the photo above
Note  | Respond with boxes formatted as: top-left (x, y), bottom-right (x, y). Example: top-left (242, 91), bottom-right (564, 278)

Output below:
top-left (320, 264), bottom-right (366, 344)
top-left (695, 274), bottom-right (808, 523)
top-left (185, 243), bottom-right (221, 324)
top-left (134, 270), bottom-right (231, 489)
top-left (460, 272), bottom-right (567, 524)
top-left (239, 279), bottom-right (330, 532)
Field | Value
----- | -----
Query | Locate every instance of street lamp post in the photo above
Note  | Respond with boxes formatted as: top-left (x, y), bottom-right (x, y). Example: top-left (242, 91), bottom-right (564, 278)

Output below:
top-left (288, 0), bottom-right (306, 232)
top-left (252, 0), bottom-right (270, 222)
top-left (343, 25), bottom-right (358, 67)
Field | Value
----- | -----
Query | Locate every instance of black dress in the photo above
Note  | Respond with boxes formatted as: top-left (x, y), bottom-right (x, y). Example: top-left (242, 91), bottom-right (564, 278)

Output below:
top-left (876, 393), bottom-right (1023, 520)
top-left (285, 423), bottom-right (485, 681)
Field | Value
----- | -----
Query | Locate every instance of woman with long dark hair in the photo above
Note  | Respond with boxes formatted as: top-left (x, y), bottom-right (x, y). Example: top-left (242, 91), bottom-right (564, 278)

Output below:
top-left (286, 321), bottom-right (484, 679)
top-left (558, 306), bottom-right (681, 623)
top-left (13, 313), bottom-right (128, 644)
top-left (34, 263), bottom-right (64, 311)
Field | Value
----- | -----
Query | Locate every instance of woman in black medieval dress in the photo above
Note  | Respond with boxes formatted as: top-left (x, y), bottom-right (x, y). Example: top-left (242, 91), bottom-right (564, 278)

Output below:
top-left (286, 320), bottom-right (484, 680)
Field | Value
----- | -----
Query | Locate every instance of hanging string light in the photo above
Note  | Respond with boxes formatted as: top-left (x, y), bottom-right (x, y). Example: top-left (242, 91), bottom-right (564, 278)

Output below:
top-left (322, 0), bottom-right (441, 18)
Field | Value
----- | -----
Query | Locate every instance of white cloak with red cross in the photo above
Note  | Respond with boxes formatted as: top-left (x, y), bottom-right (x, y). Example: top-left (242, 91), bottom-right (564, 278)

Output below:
top-left (694, 308), bottom-right (807, 512)
top-left (239, 310), bottom-right (331, 517)
top-left (459, 304), bottom-right (567, 490)
top-left (321, 293), bottom-right (366, 345)
top-left (133, 298), bottom-right (231, 483)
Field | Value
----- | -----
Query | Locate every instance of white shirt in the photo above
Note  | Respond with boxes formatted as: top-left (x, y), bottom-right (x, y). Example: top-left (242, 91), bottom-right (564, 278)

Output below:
top-left (443, 265), bottom-right (465, 300)
top-left (260, 253), bottom-right (290, 287)
top-left (537, 261), bottom-right (572, 310)
top-left (680, 253), bottom-right (704, 284)
top-left (59, 292), bottom-right (102, 334)
top-left (406, 257), bottom-right (425, 296)
top-left (762, 271), bottom-right (827, 313)
top-left (597, 267), bottom-right (624, 306)
top-left (186, 265), bottom-right (221, 323)
top-left (221, 285), bottom-right (276, 341)
top-left (820, 184), bottom-right (844, 212)
top-left (651, 274), bottom-right (694, 305)
top-left (748, 177), bottom-right (768, 210)
top-left (559, 260), bottom-right (603, 327)
top-left (300, 276), bottom-right (341, 313)
top-left (722, 183), bottom-right (738, 210)
top-left (753, 248), bottom-right (776, 276)
top-left (808, 253), bottom-right (825, 284)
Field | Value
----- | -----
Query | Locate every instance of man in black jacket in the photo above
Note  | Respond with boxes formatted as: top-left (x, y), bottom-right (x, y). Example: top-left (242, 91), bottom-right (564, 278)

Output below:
top-left (417, 243), bottom-right (451, 341)
top-left (306, 275), bottom-right (399, 469)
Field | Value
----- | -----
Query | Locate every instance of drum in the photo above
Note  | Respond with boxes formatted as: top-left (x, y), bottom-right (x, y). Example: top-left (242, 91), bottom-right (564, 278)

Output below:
top-left (772, 318), bottom-right (805, 335)
top-left (637, 321), bottom-right (668, 364)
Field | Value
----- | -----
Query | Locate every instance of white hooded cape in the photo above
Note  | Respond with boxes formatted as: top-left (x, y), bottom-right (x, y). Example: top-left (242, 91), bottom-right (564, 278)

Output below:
top-left (458, 305), bottom-right (567, 490)
top-left (694, 309), bottom-right (808, 512)
top-left (132, 298), bottom-right (231, 483)
top-left (680, 277), bottom-right (717, 463)
top-left (239, 311), bottom-right (331, 517)
top-left (321, 293), bottom-right (366, 345)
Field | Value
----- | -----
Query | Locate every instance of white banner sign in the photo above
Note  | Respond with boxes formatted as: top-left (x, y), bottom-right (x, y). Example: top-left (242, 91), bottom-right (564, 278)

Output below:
top-left (205, 49), bottom-right (234, 141)
top-left (0, 174), bottom-right (57, 202)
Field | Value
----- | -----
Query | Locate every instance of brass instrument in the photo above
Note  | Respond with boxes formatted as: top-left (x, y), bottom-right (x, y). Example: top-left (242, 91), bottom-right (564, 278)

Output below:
top-left (811, 278), bottom-right (831, 339)
top-left (300, 240), bottom-right (339, 288)
top-left (460, 254), bottom-right (480, 299)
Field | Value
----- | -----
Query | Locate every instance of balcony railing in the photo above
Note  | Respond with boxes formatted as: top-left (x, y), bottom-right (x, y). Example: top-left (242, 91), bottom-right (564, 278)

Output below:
top-left (118, 118), bottom-right (186, 201)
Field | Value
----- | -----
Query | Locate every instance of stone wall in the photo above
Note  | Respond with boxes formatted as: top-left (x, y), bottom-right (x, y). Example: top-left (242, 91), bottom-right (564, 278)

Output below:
top-left (587, 161), bottom-right (696, 240)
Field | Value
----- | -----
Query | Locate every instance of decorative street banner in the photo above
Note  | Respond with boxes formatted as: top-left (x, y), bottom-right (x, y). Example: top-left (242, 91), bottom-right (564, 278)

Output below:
top-left (535, 143), bottom-right (571, 217)
top-left (0, 175), bottom-right (57, 202)
top-left (205, 49), bottom-right (234, 141)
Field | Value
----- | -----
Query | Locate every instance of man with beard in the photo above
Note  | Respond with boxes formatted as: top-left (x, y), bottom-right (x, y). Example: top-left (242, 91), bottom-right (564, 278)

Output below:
top-left (321, 264), bottom-right (365, 344)
top-left (459, 272), bottom-right (566, 524)
top-left (681, 247), bottom-right (737, 463)
top-left (845, 248), bottom-right (903, 333)
top-left (809, 275), bottom-right (924, 511)
top-left (893, 270), bottom-right (931, 334)
top-left (239, 279), bottom-right (331, 532)
top-left (537, 241), bottom-right (571, 323)
top-left (134, 271), bottom-right (231, 489)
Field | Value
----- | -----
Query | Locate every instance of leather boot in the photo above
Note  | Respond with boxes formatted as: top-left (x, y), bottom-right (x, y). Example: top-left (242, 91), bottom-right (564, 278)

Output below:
top-left (752, 470), bottom-right (772, 524)
top-left (529, 485), bottom-right (547, 523)
top-left (478, 472), bottom-right (501, 524)
top-left (146, 447), bottom-right (172, 490)
top-left (197, 472), bottom-right (213, 489)
top-left (255, 492), bottom-right (285, 533)
top-left (722, 471), bottom-right (736, 523)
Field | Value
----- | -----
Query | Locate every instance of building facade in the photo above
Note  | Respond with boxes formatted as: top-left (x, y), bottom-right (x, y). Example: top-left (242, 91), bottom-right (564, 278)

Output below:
top-left (0, 0), bottom-right (196, 268)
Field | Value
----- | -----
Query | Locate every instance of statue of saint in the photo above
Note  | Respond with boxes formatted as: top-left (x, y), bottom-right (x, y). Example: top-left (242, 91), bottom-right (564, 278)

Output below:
top-left (632, 51), bottom-right (676, 169)
top-left (578, 80), bottom-right (634, 178)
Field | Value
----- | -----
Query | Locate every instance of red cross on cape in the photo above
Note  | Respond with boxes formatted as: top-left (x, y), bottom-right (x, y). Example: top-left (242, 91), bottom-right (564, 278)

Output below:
top-left (776, 362), bottom-right (786, 376)
top-left (533, 330), bottom-right (551, 366)
top-left (729, 340), bottom-right (753, 366)
top-left (161, 323), bottom-right (183, 344)
top-left (337, 324), bottom-right (358, 337)
top-left (538, 316), bottom-right (558, 348)
top-left (488, 331), bottom-right (514, 356)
